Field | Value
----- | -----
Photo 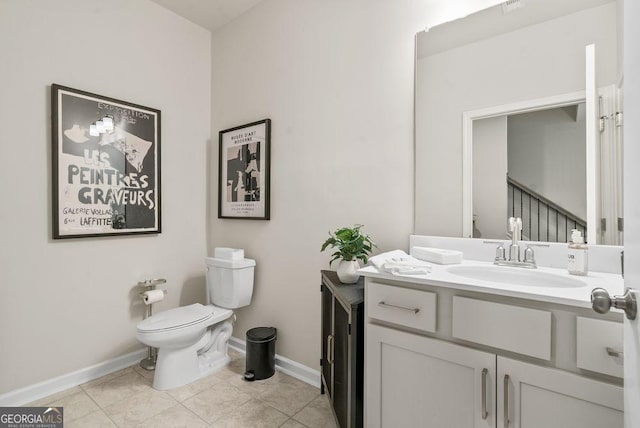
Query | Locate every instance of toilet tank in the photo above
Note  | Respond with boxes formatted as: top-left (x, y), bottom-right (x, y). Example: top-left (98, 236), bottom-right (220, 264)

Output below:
top-left (205, 256), bottom-right (255, 309)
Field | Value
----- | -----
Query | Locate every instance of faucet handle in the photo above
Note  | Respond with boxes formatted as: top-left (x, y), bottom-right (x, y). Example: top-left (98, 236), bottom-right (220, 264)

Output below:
top-left (509, 243), bottom-right (520, 262)
top-left (495, 244), bottom-right (506, 262)
top-left (524, 245), bottom-right (536, 264)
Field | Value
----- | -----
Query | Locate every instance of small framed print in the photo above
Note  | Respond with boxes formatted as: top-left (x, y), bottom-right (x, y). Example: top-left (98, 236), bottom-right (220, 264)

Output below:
top-left (218, 119), bottom-right (271, 220)
top-left (51, 84), bottom-right (161, 239)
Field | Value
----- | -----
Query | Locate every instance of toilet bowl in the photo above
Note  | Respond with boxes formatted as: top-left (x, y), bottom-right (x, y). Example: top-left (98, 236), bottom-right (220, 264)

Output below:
top-left (136, 250), bottom-right (255, 390)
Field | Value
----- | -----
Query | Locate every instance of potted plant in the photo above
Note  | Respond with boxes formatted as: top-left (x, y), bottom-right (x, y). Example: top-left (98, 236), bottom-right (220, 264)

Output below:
top-left (321, 224), bottom-right (376, 283)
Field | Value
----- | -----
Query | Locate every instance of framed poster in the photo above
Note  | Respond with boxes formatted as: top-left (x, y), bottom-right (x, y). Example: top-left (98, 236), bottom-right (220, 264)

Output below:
top-left (51, 84), bottom-right (161, 239)
top-left (218, 119), bottom-right (271, 219)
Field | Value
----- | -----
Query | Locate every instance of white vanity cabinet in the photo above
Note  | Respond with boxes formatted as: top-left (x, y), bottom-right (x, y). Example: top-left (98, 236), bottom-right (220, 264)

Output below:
top-left (367, 324), bottom-right (495, 428)
top-left (364, 277), bottom-right (624, 428)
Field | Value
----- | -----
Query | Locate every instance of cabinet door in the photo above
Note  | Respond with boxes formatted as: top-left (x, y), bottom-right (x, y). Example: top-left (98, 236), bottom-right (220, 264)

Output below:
top-left (366, 324), bottom-right (495, 428)
top-left (321, 283), bottom-right (333, 397)
top-left (497, 357), bottom-right (623, 428)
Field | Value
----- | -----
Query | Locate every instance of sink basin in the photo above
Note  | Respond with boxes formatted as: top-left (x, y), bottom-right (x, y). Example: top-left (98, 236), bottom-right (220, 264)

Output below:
top-left (446, 265), bottom-right (585, 288)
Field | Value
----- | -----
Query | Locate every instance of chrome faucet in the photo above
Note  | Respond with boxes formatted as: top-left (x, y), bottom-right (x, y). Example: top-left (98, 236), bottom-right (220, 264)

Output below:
top-left (494, 217), bottom-right (537, 268)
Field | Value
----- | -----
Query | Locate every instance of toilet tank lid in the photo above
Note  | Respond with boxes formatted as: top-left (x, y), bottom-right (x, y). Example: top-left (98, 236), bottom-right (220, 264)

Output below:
top-left (214, 247), bottom-right (244, 260)
top-left (205, 257), bottom-right (255, 269)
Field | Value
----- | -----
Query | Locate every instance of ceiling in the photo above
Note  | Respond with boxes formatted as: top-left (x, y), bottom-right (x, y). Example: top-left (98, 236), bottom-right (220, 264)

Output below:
top-left (150, 0), bottom-right (264, 32)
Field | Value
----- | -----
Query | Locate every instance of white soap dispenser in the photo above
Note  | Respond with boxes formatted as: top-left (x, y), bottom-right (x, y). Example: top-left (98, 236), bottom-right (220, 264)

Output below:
top-left (568, 229), bottom-right (588, 276)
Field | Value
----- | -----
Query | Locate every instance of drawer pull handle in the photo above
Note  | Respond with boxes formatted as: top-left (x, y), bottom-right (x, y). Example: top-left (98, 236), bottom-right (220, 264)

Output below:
top-left (481, 368), bottom-right (489, 420)
top-left (504, 374), bottom-right (510, 427)
top-left (606, 347), bottom-right (624, 358)
top-left (327, 335), bottom-right (334, 364)
top-left (378, 301), bottom-right (420, 314)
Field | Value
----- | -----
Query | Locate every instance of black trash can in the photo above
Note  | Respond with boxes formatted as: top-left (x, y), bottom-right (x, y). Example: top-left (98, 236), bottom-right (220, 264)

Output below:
top-left (244, 327), bottom-right (277, 381)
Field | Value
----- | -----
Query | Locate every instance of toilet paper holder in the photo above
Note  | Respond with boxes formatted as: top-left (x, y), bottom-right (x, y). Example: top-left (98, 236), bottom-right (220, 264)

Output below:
top-left (138, 289), bottom-right (168, 300)
top-left (137, 278), bottom-right (167, 371)
top-left (138, 278), bottom-right (167, 287)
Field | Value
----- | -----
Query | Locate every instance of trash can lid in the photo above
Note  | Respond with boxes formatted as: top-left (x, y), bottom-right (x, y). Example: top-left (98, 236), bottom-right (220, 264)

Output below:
top-left (247, 326), bottom-right (277, 342)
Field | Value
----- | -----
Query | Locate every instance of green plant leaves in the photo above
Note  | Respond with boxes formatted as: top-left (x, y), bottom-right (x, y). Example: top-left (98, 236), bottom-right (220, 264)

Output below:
top-left (320, 224), bottom-right (376, 266)
top-left (320, 237), bottom-right (336, 252)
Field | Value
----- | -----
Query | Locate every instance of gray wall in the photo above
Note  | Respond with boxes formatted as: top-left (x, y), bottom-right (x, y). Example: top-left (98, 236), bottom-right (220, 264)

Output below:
top-left (0, 0), bottom-right (506, 395)
top-left (508, 106), bottom-right (587, 219)
top-left (208, 0), bottom-right (503, 371)
top-left (0, 0), bottom-right (211, 394)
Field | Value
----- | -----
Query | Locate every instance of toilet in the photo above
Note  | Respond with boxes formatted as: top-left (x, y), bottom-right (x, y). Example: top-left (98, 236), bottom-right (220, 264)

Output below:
top-left (136, 249), bottom-right (255, 390)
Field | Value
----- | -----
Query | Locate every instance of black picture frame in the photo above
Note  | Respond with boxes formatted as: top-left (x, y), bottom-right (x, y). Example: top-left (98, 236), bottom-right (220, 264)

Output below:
top-left (51, 84), bottom-right (161, 239)
top-left (218, 119), bottom-right (271, 220)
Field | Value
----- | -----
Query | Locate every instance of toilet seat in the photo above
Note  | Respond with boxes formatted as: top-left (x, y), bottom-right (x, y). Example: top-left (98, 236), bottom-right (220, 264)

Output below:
top-left (137, 303), bottom-right (220, 333)
top-left (135, 251), bottom-right (254, 390)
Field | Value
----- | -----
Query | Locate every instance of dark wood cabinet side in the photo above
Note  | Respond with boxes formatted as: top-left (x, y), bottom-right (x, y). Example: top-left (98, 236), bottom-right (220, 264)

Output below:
top-left (320, 270), bottom-right (364, 428)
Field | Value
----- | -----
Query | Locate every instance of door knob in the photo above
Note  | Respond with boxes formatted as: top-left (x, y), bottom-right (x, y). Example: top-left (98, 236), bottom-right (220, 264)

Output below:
top-left (591, 287), bottom-right (637, 320)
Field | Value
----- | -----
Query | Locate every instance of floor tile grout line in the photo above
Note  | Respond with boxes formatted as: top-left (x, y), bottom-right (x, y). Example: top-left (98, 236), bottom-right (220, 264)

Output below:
top-left (176, 401), bottom-right (210, 426)
top-left (79, 367), bottom-right (136, 392)
top-left (282, 417), bottom-right (310, 428)
top-left (105, 411), bottom-right (120, 428)
top-left (183, 380), bottom-right (254, 426)
top-left (291, 394), bottom-right (336, 428)
top-left (290, 401), bottom-right (315, 427)
top-left (43, 357), bottom-right (331, 428)
top-left (249, 395), bottom-right (293, 423)
top-left (84, 370), bottom-right (156, 410)
top-left (39, 391), bottom-right (97, 425)
top-left (78, 367), bottom-right (142, 407)
top-left (83, 369), bottom-right (179, 427)
top-left (80, 382), bottom-right (107, 410)
top-left (80, 387), bottom-right (123, 428)
top-left (92, 408), bottom-right (120, 428)
top-left (102, 391), bottom-right (179, 428)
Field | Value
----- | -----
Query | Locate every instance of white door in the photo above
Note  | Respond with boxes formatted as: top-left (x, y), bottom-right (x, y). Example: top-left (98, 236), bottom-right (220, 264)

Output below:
top-left (366, 324), bottom-right (495, 428)
top-left (623, 1), bottom-right (640, 427)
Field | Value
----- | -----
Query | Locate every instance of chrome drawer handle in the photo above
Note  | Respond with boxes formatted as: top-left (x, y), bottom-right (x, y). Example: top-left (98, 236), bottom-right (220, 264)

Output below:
top-left (606, 347), bottom-right (624, 358)
top-left (504, 374), bottom-right (510, 427)
top-left (378, 301), bottom-right (420, 314)
top-left (327, 335), bottom-right (334, 364)
top-left (481, 368), bottom-right (489, 420)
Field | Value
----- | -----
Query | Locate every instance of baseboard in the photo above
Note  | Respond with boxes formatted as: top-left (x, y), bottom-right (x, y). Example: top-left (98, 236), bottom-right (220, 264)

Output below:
top-left (228, 336), bottom-right (321, 388)
top-left (2, 337), bottom-right (322, 406)
top-left (0, 348), bottom-right (147, 406)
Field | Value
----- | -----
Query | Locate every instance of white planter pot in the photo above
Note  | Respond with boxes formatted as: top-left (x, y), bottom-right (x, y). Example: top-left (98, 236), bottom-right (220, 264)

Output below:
top-left (336, 259), bottom-right (360, 284)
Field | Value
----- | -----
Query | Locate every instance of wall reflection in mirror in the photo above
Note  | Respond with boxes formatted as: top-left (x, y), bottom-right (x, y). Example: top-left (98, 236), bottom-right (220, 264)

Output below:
top-left (414, 0), bottom-right (623, 245)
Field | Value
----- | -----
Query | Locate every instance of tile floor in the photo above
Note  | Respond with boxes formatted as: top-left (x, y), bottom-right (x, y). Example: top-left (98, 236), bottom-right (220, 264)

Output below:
top-left (29, 349), bottom-right (336, 428)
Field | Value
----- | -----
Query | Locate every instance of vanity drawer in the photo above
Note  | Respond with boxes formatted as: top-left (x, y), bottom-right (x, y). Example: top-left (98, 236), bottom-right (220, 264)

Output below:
top-left (367, 282), bottom-right (436, 332)
top-left (452, 296), bottom-right (551, 360)
top-left (577, 317), bottom-right (623, 378)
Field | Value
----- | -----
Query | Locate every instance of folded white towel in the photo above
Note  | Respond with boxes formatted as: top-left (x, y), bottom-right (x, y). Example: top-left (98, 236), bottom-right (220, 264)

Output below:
top-left (382, 260), bottom-right (431, 276)
top-left (412, 246), bottom-right (463, 265)
top-left (369, 250), bottom-right (411, 270)
top-left (369, 250), bottom-right (432, 276)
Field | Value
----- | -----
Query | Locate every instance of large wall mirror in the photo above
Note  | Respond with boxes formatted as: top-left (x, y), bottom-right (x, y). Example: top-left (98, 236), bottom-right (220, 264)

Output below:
top-left (415, 0), bottom-right (624, 245)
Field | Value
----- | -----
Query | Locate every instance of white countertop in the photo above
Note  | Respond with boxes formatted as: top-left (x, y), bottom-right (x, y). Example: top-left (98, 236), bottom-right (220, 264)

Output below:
top-left (358, 260), bottom-right (625, 310)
